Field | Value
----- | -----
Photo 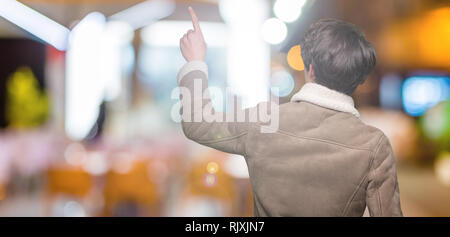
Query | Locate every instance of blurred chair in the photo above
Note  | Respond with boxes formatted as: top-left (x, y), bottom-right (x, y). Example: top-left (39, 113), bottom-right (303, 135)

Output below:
top-left (178, 152), bottom-right (238, 216)
top-left (103, 161), bottom-right (159, 216)
top-left (45, 166), bottom-right (93, 216)
top-left (0, 183), bottom-right (5, 202)
top-left (46, 167), bottom-right (93, 197)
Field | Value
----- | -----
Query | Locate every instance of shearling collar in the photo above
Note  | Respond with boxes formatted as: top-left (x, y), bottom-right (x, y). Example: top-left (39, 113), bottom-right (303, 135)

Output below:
top-left (290, 82), bottom-right (360, 118)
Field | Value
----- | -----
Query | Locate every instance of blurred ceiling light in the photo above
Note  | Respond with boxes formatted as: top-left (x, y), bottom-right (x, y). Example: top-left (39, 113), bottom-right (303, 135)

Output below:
top-left (219, 0), bottom-right (266, 25)
top-left (103, 20), bottom-right (134, 45)
top-left (220, 0), bottom-right (270, 108)
top-left (287, 45), bottom-right (305, 71)
top-left (65, 12), bottom-right (107, 141)
top-left (261, 18), bottom-right (287, 45)
top-left (274, 0), bottom-right (307, 23)
top-left (101, 20), bottom-right (134, 101)
top-left (109, 0), bottom-right (175, 30)
top-left (270, 69), bottom-right (295, 97)
top-left (402, 76), bottom-right (450, 117)
top-left (0, 0), bottom-right (70, 50)
top-left (66, 13), bottom-right (135, 141)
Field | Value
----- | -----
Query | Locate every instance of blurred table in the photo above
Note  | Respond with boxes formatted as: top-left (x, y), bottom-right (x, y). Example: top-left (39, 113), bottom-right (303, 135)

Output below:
top-left (397, 164), bottom-right (450, 217)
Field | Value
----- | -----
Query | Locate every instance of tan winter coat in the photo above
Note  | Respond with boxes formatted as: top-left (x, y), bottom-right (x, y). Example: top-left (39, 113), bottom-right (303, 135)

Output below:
top-left (177, 61), bottom-right (403, 217)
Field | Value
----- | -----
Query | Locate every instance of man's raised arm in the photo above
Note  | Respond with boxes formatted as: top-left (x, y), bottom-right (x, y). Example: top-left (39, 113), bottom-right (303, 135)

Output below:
top-left (177, 7), bottom-right (253, 155)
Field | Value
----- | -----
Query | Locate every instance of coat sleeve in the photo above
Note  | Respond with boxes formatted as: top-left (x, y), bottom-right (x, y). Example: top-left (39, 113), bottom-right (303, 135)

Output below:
top-left (366, 134), bottom-right (403, 217)
top-left (177, 61), bottom-right (253, 155)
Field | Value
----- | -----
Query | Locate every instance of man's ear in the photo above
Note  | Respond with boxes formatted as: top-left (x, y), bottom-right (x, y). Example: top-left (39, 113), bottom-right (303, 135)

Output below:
top-left (308, 64), bottom-right (315, 81)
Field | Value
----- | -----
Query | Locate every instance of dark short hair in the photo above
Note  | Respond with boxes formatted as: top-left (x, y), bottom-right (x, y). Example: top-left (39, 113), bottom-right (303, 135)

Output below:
top-left (300, 18), bottom-right (376, 95)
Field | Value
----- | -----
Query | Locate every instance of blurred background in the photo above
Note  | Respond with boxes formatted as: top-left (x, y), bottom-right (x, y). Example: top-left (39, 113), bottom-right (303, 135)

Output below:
top-left (0, 0), bottom-right (449, 217)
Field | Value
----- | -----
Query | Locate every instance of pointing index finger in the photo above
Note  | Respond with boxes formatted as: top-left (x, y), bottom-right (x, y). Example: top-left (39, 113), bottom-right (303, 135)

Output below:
top-left (188, 6), bottom-right (201, 32)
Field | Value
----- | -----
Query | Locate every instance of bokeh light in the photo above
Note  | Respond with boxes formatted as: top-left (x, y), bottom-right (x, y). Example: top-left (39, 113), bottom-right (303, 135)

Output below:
top-left (421, 101), bottom-right (450, 143)
top-left (287, 45), bottom-right (305, 71)
top-left (273, 0), bottom-right (306, 23)
top-left (402, 76), bottom-right (450, 116)
top-left (63, 200), bottom-right (86, 217)
top-left (270, 69), bottom-right (295, 97)
top-left (82, 152), bottom-right (108, 176)
top-left (219, 0), bottom-right (267, 25)
top-left (435, 152), bottom-right (450, 187)
top-left (261, 18), bottom-right (287, 45)
top-left (206, 162), bottom-right (219, 174)
top-left (112, 152), bottom-right (134, 174)
top-left (64, 142), bottom-right (87, 166)
top-left (203, 173), bottom-right (218, 188)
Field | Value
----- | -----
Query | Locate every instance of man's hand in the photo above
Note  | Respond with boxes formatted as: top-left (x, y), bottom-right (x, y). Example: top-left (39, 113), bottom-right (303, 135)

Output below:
top-left (180, 7), bottom-right (207, 62)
